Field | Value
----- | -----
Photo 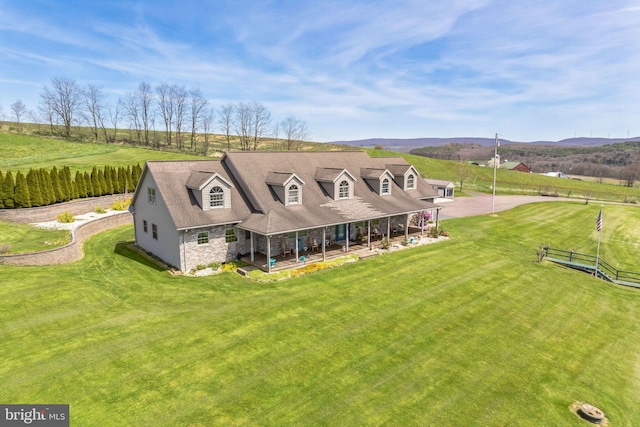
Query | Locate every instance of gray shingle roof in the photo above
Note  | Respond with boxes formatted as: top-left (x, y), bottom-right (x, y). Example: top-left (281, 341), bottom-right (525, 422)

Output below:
top-left (135, 152), bottom-right (440, 235)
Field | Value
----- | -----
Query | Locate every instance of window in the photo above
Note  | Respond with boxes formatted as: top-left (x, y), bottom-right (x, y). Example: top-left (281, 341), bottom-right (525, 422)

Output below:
top-left (407, 174), bottom-right (415, 189)
top-left (446, 188), bottom-right (454, 197)
top-left (338, 180), bottom-right (349, 199)
top-left (147, 187), bottom-right (156, 204)
top-left (197, 232), bottom-right (209, 245)
top-left (287, 230), bottom-right (307, 238)
top-left (381, 178), bottom-right (390, 195)
top-left (210, 186), bottom-right (224, 208)
top-left (288, 184), bottom-right (299, 204)
top-left (152, 224), bottom-right (158, 240)
top-left (225, 228), bottom-right (237, 243)
top-left (143, 220), bottom-right (148, 233)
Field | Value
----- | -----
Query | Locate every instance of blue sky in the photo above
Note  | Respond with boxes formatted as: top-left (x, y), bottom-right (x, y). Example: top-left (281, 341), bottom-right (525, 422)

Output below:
top-left (1, 0), bottom-right (639, 142)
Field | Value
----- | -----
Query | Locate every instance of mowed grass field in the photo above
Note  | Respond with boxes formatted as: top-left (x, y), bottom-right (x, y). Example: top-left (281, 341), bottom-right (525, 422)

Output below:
top-left (0, 133), bottom-right (204, 173)
top-left (1, 202), bottom-right (640, 425)
top-left (0, 221), bottom-right (70, 253)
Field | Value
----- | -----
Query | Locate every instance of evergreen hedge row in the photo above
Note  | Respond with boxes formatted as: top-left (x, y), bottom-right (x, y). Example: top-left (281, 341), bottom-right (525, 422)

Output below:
top-left (0, 164), bottom-right (143, 209)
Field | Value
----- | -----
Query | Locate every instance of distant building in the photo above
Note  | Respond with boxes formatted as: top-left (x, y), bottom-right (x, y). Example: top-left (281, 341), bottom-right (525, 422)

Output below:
top-left (543, 172), bottom-right (570, 178)
top-left (425, 179), bottom-right (455, 199)
top-left (501, 162), bottom-right (531, 173)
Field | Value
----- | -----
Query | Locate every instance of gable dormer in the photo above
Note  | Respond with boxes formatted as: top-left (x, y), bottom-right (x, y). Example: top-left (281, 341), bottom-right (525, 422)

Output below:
top-left (386, 164), bottom-right (419, 190)
top-left (315, 168), bottom-right (357, 200)
top-left (266, 172), bottom-right (305, 206)
top-left (186, 171), bottom-right (234, 211)
top-left (361, 168), bottom-right (394, 196)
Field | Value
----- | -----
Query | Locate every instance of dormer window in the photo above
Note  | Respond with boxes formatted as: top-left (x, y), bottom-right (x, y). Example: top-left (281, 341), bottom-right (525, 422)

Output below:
top-left (339, 180), bottom-right (349, 199)
top-left (210, 186), bottom-right (224, 208)
top-left (407, 174), bottom-right (415, 189)
top-left (381, 178), bottom-right (390, 195)
top-left (288, 184), bottom-right (300, 204)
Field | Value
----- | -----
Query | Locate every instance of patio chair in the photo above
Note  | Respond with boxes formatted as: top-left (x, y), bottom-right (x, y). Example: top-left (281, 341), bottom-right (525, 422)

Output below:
top-left (308, 237), bottom-right (319, 251)
top-left (280, 241), bottom-right (292, 257)
top-left (372, 226), bottom-right (381, 239)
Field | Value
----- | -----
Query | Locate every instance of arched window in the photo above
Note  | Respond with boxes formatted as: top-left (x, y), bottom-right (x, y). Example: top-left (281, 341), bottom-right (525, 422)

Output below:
top-left (288, 184), bottom-right (299, 204)
top-left (407, 174), bottom-right (415, 189)
top-left (210, 186), bottom-right (224, 207)
top-left (339, 180), bottom-right (349, 199)
top-left (381, 178), bottom-right (390, 195)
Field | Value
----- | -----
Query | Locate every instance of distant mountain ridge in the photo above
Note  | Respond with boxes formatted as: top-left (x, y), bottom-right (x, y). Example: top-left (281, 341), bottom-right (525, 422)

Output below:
top-left (329, 136), bottom-right (640, 152)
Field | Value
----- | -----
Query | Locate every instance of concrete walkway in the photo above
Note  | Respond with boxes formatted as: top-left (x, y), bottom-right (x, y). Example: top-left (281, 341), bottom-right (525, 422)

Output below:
top-left (439, 193), bottom-right (576, 220)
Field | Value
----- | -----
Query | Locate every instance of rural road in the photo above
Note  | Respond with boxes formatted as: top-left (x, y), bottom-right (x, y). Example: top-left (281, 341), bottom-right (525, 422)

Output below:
top-left (438, 193), bottom-right (575, 220)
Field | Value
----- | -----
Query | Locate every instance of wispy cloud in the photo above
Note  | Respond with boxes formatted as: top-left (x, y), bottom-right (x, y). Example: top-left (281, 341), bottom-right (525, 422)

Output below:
top-left (0, 0), bottom-right (638, 141)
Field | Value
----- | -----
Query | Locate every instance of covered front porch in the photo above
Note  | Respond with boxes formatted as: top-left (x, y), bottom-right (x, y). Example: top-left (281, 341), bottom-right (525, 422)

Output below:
top-left (240, 220), bottom-right (434, 273)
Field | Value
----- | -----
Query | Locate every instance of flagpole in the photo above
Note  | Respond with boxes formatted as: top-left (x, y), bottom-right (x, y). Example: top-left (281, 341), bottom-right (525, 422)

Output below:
top-left (595, 205), bottom-right (602, 278)
top-left (492, 133), bottom-right (499, 214)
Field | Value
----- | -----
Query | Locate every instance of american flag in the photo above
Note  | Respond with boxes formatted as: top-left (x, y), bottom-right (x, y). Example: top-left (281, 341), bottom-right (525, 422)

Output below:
top-left (596, 207), bottom-right (603, 232)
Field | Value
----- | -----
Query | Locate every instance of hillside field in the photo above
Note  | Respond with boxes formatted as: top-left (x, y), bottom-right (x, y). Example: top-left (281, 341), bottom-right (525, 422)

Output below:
top-left (1, 202), bottom-right (640, 425)
top-left (0, 133), bottom-right (205, 173)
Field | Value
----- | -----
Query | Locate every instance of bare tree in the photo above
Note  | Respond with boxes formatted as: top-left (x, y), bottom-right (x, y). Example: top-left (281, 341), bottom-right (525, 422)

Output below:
top-left (10, 100), bottom-right (28, 132)
top-left (280, 116), bottom-right (309, 151)
top-left (251, 101), bottom-right (271, 151)
top-left (173, 85), bottom-right (188, 150)
top-left (38, 96), bottom-right (58, 135)
top-left (188, 88), bottom-right (208, 150)
top-left (82, 85), bottom-right (107, 141)
top-left (137, 82), bottom-right (153, 146)
top-left (218, 103), bottom-right (234, 151)
top-left (156, 83), bottom-right (174, 146)
top-left (40, 77), bottom-right (82, 138)
top-left (621, 163), bottom-right (640, 187)
top-left (107, 99), bottom-right (122, 143)
top-left (122, 91), bottom-right (142, 144)
top-left (272, 121), bottom-right (280, 150)
top-left (201, 107), bottom-right (215, 156)
top-left (233, 102), bottom-right (253, 151)
top-left (457, 159), bottom-right (471, 192)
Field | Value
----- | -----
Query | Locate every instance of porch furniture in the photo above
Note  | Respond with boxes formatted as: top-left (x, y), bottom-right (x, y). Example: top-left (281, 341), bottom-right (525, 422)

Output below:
top-left (270, 258), bottom-right (276, 268)
top-left (280, 241), bottom-right (292, 257)
top-left (308, 237), bottom-right (319, 251)
top-left (372, 227), bottom-right (381, 239)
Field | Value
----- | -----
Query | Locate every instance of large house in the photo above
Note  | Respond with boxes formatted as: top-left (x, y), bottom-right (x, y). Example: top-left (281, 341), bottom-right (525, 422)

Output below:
top-left (130, 151), bottom-right (441, 272)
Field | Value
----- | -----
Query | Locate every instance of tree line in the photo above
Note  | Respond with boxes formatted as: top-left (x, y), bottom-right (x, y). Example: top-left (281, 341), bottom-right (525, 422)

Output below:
top-left (0, 164), bottom-right (142, 209)
top-left (2, 77), bottom-right (309, 154)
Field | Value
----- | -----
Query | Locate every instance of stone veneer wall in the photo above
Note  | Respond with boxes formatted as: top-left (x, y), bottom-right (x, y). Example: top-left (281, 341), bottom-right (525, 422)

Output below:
top-left (0, 212), bottom-right (132, 266)
top-left (181, 225), bottom-right (240, 272)
top-left (0, 194), bottom-right (128, 223)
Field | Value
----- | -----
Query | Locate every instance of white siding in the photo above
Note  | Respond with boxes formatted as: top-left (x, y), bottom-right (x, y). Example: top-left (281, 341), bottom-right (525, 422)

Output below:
top-left (134, 172), bottom-right (182, 270)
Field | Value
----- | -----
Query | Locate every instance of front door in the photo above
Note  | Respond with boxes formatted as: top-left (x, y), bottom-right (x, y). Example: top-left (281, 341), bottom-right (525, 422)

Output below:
top-left (335, 224), bottom-right (346, 241)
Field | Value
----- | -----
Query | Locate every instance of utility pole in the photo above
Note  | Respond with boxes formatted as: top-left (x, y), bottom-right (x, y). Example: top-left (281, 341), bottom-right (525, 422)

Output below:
top-left (492, 133), bottom-right (500, 214)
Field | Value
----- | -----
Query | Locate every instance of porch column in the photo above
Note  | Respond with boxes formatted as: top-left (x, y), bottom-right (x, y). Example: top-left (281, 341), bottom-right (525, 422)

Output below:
top-left (345, 223), bottom-right (349, 252)
top-left (386, 217), bottom-right (391, 238)
top-left (322, 228), bottom-right (326, 261)
top-left (405, 215), bottom-right (409, 239)
top-left (250, 231), bottom-right (255, 262)
top-left (295, 231), bottom-right (299, 262)
top-left (421, 212), bottom-right (425, 236)
top-left (367, 219), bottom-right (372, 249)
top-left (267, 235), bottom-right (272, 273)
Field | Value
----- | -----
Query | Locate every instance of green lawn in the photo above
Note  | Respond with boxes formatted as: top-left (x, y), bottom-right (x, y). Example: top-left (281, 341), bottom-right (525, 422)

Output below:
top-left (0, 220), bottom-right (70, 253)
top-left (1, 202), bottom-right (640, 425)
top-left (0, 133), bottom-right (205, 174)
